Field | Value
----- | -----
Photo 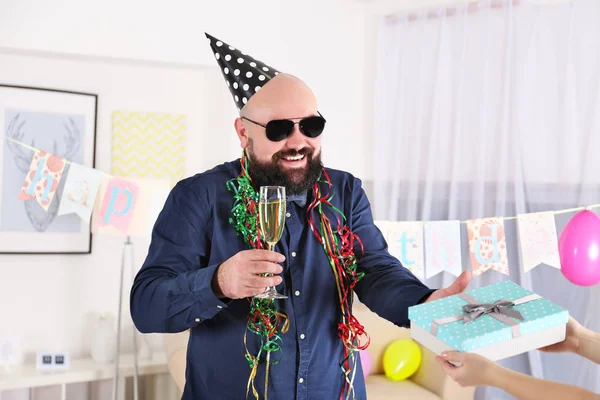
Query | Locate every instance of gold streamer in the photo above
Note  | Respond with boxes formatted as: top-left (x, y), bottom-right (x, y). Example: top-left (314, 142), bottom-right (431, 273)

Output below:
top-left (244, 312), bottom-right (290, 400)
top-left (244, 330), bottom-right (260, 400)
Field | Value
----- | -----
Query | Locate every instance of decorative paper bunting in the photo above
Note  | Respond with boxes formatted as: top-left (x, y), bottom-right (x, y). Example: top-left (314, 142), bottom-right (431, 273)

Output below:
top-left (96, 177), bottom-right (140, 235)
top-left (424, 221), bottom-right (463, 278)
top-left (386, 221), bottom-right (425, 280)
top-left (17, 150), bottom-right (65, 211)
top-left (467, 218), bottom-right (509, 277)
top-left (57, 163), bottom-right (104, 223)
top-left (517, 212), bottom-right (561, 272)
top-left (127, 179), bottom-right (171, 239)
top-left (7, 136), bottom-right (600, 278)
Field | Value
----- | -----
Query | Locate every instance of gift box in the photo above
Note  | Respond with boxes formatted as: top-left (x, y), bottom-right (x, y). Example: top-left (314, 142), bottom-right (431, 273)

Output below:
top-left (408, 280), bottom-right (569, 361)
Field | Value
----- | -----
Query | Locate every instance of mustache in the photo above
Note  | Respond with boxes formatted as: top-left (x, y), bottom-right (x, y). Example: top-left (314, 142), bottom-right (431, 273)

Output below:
top-left (275, 148), bottom-right (313, 159)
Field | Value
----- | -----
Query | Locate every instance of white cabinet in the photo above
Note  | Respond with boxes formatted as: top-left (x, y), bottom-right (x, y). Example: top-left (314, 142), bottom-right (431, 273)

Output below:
top-left (0, 353), bottom-right (179, 400)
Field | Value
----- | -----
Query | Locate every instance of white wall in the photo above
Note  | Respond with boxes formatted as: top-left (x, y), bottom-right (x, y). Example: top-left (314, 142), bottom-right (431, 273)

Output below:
top-left (0, 51), bottom-right (233, 399)
top-left (0, 0), bottom-right (378, 398)
top-left (0, 0), bottom-right (375, 180)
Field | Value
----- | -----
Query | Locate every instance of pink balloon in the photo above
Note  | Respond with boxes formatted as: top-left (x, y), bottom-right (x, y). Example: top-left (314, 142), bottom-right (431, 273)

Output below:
top-left (359, 349), bottom-right (373, 378)
top-left (558, 210), bottom-right (600, 286)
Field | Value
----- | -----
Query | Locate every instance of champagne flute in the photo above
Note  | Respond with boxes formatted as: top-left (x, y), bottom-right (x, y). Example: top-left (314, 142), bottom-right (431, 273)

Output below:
top-left (255, 186), bottom-right (288, 299)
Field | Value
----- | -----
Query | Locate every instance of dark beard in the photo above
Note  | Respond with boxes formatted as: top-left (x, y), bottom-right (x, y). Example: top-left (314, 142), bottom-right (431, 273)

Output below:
top-left (246, 140), bottom-right (323, 196)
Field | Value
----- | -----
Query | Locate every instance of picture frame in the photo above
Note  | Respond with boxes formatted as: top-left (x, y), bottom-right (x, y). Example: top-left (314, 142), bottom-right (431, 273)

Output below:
top-left (0, 84), bottom-right (97, 254)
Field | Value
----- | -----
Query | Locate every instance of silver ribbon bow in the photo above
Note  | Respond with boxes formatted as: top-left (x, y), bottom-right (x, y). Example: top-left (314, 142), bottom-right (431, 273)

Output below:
top-left (462, 299), bottom-right (524, 324)
top-left (429, 293), bottom-right (541, 338)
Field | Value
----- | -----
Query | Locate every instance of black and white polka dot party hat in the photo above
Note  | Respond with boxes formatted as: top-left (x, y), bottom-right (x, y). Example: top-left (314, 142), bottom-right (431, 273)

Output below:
top-left (206, 32), bottom-right (280, 111)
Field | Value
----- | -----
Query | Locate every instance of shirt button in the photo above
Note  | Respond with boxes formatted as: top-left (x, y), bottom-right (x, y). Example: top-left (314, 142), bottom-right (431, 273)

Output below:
top-left (291, 252), bottom-right (297, 257)
top-left (286, 212), bottom-right (291, 218)
top-left (299, 378), bottom-right (304, 384)
top-left (217, 305), bottom-right (223, 309)
top-left (300, 334), bottom-right (305, 339)
top-left (195, 318), bottom-right (200, 323)
top-left (295, 291), bottom-right (300, 296)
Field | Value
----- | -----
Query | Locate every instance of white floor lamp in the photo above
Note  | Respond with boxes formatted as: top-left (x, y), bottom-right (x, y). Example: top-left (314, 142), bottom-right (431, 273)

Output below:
top-left (112, 236), bottom-right (139, 400)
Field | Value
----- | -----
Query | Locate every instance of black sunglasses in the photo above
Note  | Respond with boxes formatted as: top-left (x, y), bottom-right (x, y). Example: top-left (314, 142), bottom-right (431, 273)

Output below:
top-left (241, 112), bottom-right (326, 142)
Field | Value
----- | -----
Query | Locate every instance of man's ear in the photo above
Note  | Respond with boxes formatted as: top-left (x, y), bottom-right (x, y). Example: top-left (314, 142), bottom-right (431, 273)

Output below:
top-left (234, 118), bottom-right (249, 148)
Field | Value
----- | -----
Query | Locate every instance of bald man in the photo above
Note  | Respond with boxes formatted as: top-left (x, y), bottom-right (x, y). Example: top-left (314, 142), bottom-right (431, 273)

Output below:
top-left (130, 72), bottom-right (470, 399)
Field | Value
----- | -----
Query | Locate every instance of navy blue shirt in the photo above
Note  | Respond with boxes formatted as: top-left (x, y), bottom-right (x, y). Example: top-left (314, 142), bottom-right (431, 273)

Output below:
top-left (130, 159), bottom-right (434, 399)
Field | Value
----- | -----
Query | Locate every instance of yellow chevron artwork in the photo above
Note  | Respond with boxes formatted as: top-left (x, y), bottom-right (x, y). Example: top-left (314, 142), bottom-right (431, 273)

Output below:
top-left (111, 111), bottom-right (186, 185)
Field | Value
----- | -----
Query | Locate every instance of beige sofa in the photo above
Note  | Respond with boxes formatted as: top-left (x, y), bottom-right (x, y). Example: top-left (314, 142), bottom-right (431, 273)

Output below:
top-left (163, 303), bottom-right (475, 399)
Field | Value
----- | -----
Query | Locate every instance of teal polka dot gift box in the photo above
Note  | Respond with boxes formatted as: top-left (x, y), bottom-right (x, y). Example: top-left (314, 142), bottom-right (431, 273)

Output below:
top-left (408, 280), bottom-right (569, 361)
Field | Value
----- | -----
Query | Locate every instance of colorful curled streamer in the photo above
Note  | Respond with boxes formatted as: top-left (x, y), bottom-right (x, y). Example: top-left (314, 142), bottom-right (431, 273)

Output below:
top-left (307, 169), bottom-right (370, 400)
top-left (227, 151), bottom-right (369, 400)
top-left (227, 153), bottom-right (289, 400)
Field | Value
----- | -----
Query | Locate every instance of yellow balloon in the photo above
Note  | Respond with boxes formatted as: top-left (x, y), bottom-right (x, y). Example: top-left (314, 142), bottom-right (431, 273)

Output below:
top-left (382, 339), bottom-right (422, 381)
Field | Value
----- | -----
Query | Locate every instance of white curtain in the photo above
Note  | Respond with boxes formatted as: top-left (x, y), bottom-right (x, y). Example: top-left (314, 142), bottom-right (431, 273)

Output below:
top-left (374, 0), bottom-right (600, 398)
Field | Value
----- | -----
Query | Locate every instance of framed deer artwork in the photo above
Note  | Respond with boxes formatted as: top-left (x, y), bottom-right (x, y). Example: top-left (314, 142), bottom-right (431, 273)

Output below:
top-left (0, 84), bottom-right (97, 254)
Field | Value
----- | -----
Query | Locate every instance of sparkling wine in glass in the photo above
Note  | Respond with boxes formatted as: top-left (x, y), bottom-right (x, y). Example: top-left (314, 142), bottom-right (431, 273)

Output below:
top-left (255, 186), bottom-right (288, 299)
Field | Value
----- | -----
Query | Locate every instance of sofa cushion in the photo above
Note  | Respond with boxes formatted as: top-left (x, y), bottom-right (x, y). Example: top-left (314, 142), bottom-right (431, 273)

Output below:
top-left (352, 303), bottom-right (413, 375)
top-left (366, 375), bottom-right (441, 400)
